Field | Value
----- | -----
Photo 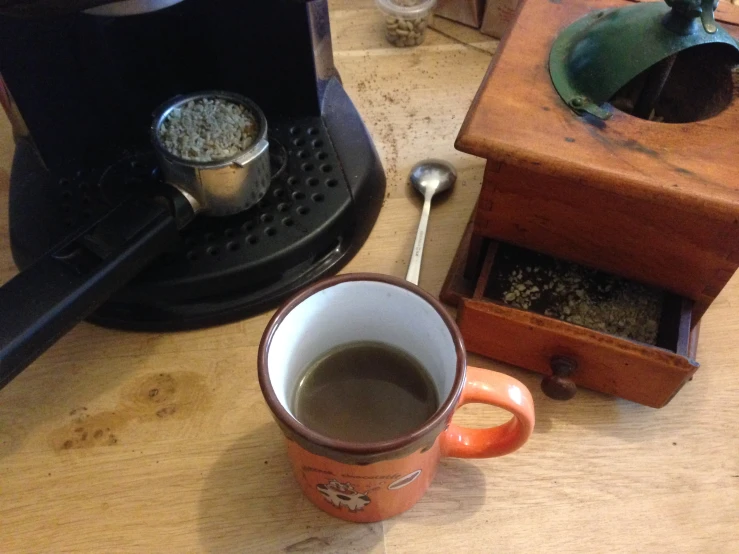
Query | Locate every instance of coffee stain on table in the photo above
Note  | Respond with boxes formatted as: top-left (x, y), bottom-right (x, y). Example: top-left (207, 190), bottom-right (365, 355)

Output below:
top-left (120, 371), bottom-right (208, 421)
top-left (50, 372), bottom-right (210, 452)
top-left (51, 411), bottom-right (127, 451)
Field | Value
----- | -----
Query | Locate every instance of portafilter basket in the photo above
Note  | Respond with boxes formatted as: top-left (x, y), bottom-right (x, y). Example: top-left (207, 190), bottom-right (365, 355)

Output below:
top-left (151, 91), bottom-right (271, 217)
top-left (0, 91), bottom-right (273, 390)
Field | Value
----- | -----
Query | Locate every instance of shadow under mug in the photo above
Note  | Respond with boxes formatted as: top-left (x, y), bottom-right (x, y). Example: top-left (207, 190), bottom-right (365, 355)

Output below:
top-left (258, 273), bottom-right (535, 523)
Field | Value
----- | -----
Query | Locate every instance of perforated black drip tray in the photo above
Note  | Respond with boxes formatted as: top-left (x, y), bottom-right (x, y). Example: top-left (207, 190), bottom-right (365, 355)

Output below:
top-left (10, 115), bottom-right (378, 330)
top-left (107, 118), bottom-right (351, 293)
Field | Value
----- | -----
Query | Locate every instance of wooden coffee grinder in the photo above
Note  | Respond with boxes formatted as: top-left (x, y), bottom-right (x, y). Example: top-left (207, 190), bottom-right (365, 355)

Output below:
top-left (442, 0), bottom-right (739, 407)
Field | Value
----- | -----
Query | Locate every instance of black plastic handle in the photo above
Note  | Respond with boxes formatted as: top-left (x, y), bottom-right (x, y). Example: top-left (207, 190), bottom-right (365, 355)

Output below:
top-left (0, 196), bottom-right (181, 390)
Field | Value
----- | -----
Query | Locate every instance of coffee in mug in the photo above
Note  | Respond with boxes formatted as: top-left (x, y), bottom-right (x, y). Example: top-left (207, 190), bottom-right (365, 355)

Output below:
top-left (292, 341), bottom-right (440, 443)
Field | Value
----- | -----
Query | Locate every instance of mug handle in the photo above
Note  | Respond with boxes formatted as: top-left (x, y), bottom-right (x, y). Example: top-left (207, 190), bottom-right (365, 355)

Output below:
top-left (440, 367), bottom-right (535, 459)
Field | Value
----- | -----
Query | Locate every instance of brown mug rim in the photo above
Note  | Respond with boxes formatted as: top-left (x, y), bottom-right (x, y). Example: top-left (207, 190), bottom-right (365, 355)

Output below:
top-left (258, 273), bottom-right (467, 456)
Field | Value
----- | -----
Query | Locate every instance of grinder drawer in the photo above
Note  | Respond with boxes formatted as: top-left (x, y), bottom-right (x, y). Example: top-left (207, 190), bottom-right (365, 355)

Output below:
top-left (442, 224), bottom-right (699, 408)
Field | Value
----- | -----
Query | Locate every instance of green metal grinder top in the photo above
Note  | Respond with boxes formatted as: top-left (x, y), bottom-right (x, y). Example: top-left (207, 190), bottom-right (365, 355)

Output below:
top-left (550, 0), bottom-right (739, 120)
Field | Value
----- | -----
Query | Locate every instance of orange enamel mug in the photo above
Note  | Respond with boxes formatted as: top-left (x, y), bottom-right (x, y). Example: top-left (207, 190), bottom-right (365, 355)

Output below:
top-left (258, 273), bottom-right (535, 523)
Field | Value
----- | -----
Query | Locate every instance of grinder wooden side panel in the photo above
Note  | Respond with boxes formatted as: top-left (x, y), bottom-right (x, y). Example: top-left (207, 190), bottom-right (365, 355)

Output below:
top-left (474, 162), bottom-right (738, 321)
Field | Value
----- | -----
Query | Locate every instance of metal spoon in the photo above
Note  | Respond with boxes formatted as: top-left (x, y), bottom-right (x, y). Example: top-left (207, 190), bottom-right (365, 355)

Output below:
top-left (405, 159), bottom-right (457, 285)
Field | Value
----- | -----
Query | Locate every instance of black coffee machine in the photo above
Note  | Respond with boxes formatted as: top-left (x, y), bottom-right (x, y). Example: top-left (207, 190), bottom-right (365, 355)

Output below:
top-left (0, 0), bottom-right (385, 387)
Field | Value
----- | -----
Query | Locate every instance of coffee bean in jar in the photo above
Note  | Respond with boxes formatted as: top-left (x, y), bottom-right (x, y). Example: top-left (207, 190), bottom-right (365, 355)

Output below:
top-left (375, 0), bottom-right (436, 48)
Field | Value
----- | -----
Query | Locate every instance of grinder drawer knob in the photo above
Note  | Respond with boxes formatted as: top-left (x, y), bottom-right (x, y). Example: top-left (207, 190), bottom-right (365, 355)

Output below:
top-left (541, 356), bottom-right (578, 401)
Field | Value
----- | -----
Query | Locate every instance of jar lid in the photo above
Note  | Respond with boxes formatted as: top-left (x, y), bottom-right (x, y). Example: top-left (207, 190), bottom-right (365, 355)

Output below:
top-left (375, 0), bottom-right (437, 17)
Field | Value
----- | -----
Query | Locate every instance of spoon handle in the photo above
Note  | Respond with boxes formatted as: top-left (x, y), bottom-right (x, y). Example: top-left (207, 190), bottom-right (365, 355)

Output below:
top-left (406, 194), bottom-right (433, 285)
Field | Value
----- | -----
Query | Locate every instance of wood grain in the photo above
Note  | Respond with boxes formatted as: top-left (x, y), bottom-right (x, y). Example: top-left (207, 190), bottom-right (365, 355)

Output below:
top-left (0, 2), bottom-right (738, 553)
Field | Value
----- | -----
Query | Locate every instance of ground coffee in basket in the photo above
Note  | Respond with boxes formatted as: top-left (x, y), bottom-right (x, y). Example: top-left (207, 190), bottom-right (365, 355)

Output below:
top-left (158, 97), bottom-right (258, 162)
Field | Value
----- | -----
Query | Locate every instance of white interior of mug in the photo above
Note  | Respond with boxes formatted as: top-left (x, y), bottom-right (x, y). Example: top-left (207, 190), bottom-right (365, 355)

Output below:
top-left (267, 280), bottom-right (458, 417)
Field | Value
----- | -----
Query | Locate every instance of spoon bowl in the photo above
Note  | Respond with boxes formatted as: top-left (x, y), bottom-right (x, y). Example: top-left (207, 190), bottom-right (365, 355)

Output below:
top-left (409, 159), bottom-right (458, 198)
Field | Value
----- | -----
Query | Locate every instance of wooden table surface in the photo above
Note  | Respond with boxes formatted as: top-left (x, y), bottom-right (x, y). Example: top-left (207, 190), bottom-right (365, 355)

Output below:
top-left (1, 2), bottom-right (738, 552)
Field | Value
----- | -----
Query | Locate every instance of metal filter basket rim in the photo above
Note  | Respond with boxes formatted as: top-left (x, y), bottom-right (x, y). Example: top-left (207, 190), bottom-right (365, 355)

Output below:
top-left (151, 90), bottom-right (269, 169)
